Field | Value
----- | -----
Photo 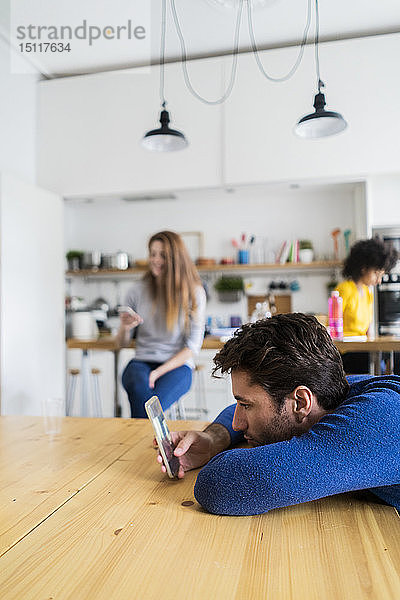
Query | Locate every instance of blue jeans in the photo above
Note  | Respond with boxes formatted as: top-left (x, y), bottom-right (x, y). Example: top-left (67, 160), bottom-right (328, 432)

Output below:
top-left (121, 359), bottom-right (192, 418)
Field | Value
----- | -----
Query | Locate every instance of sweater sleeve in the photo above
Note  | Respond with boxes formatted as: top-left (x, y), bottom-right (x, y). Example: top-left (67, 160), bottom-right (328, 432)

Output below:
top-left (194, 376), bottom-right (400, 515)
top-left (213, 404), bottom-right (244, 446)
top-left (124, 283), bottom-right (140, 312)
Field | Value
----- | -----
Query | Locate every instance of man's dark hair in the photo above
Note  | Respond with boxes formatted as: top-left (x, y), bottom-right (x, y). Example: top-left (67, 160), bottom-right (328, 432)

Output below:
top-left (213, 313), bottom-right (349, 411)
top-left (342, 237), bottom-right (398, 281)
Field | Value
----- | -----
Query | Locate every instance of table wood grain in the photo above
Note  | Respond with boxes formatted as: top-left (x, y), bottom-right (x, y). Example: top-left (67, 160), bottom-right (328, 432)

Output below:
top-left (1, 416), bottom-right (399, 600)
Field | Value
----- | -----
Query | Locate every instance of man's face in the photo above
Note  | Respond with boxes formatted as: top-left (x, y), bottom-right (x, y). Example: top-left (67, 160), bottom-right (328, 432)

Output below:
top-left (231, 369), bottom-right (298, 447)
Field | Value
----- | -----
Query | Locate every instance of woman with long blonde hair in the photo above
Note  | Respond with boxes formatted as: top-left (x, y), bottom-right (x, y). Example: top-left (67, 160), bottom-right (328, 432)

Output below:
top-left (118, 231), bottom-right (206, 417)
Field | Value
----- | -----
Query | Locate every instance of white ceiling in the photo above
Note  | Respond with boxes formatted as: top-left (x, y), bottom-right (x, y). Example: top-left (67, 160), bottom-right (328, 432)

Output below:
top-left (1, 0), bottom-right (400, 78)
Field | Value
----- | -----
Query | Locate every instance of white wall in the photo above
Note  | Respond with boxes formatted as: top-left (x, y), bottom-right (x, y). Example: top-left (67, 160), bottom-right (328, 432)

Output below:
top-left (367, 174), bottom-right (400, 228)
top-left (65, 182), bottom-right (358, 319)
top-left (0, 37), bottom-right (38, 183)
top-left (0, 174), bottom-right (65, 415)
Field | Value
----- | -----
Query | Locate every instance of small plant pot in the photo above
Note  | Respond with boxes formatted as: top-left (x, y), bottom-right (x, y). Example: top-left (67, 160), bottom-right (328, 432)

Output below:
top-left (68, 257), bottom-right (81, 271)
top-left (299, 249), bottom-right (314, 263)
top-left (217, 290), bottom-right (242, 303)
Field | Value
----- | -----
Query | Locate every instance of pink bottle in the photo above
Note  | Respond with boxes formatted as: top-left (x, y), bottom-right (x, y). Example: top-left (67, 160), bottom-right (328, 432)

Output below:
top-left (328, 291), bottom-right (343, 340)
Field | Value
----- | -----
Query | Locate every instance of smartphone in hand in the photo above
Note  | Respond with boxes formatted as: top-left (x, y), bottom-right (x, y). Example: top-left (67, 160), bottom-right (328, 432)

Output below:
top-left (117, 305), bottom-right (136, 316)
top-left (145, 396), bottom-right (180, 478)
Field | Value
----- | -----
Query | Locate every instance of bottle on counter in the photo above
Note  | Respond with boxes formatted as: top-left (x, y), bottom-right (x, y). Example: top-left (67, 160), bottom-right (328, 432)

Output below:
top-left (250, 301), bottom-right (271, 323)
top-left (328, 291), bottom-right (343, 340)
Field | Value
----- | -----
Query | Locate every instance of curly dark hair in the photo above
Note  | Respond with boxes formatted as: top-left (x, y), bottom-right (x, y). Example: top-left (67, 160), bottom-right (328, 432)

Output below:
top-left (213, 313), bottom-right (349, 410)
top-left (342, 238), bottom-right (398, 281)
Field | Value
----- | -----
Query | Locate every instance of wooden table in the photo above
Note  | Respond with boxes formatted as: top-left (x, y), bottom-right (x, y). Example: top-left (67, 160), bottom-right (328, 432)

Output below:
top-left (1, 416), bottom-right (399, 600)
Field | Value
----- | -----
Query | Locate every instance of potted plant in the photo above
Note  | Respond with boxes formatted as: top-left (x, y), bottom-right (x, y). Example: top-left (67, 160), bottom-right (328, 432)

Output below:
top-left (299, 240), bottom-right (314, 263)
top-left (214, 276), bottom-right (244, 303)
top-left (66, 250), bottom-right (84, 271)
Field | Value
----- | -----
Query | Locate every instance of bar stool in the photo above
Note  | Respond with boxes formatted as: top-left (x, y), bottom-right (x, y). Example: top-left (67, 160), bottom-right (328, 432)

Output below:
top-left (66, 367), bottom-right (103, 417)
top-left (190, 364), bottom-right (208, 419)
top-left (165, 398), bottom-right (186, 421)
top-left (167, 365), bottom-right (208, 421)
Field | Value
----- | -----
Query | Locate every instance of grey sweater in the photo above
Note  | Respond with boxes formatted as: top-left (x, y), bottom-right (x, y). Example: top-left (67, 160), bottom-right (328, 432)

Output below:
top-left (124, 279), bottom-right (206, 368)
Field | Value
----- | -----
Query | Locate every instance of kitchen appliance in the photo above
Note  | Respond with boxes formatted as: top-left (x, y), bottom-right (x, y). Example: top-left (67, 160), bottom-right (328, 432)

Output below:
top-left (113, 251), bottom-right (129, 270)
top-left (82, 251), bottom-right (101, 270)
top-left (101, 252), bottom-right (129, 270)
top-left (373, 228), bottom-right (400, 336)
top-left (71, 311), bottom-right (99, 340)
top-left (90, 297), bottom-right (110, 329)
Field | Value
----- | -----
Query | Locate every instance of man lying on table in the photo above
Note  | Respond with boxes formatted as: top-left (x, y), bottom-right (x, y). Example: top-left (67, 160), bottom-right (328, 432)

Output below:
top-left (157, 313), bottom-right (400, 516)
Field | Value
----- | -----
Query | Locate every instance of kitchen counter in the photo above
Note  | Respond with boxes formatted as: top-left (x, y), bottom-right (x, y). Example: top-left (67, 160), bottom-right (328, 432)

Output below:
top-left (66, 335), bottom-right (400, 417)
top-left (67, 335), bottom-right (400, 353)
top-left (66, 335), bottom-right (225, 351)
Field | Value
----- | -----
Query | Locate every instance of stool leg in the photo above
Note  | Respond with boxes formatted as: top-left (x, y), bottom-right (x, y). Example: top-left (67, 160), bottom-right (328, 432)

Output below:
top-left (80, 350), bottom-right (90, 417)
top-left (66, 374), bottom-right (77, 416)
top-left (192, 367), bottom-right (207, 420)
top-left (198, 369), bottom-right (207, 417)
top-left (167, 403), bottom-right (177, 420)
top-left (92, 373), bottom-right (102, 418)
top-left (176, 398), bottom-right (186, 420)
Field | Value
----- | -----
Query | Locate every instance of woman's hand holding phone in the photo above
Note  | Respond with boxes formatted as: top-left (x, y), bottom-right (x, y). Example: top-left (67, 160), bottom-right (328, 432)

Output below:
top-left (118, 306), bottom-right (143, 330)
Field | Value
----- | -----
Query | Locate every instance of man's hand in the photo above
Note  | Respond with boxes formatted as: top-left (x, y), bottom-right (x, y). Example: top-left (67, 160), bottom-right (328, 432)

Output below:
top-left (155, 424), bottom-right (231, 479)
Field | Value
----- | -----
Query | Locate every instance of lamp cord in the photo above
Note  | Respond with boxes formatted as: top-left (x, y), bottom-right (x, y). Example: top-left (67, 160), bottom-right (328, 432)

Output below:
top-left (314, 0), bottom-right (323, 92)
top-left (160, 0), bottom-right (167, 107)
top-left (170, 0), bottom-right (244, 105)
top-left (247, 0), bottom-right (312, 82)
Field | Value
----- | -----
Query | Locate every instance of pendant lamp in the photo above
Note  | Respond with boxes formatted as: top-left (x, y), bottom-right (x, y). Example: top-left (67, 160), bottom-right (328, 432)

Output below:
top-left (294, 0), bottom-right (347, 139)
top-left (141, 0), bottom-right (188, 152)
top-left (142, 103), bottom-right (188, 151)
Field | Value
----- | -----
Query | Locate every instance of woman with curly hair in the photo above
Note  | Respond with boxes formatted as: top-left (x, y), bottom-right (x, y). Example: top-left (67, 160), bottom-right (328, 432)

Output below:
top-left (117, 231), bottom-right (206, 417)
top-left (335, 237), bottom-right (398, 373)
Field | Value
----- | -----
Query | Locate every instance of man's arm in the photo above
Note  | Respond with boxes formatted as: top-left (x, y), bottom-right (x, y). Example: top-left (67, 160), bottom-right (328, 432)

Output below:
top-left (194, 377), bottom-right (400, 515)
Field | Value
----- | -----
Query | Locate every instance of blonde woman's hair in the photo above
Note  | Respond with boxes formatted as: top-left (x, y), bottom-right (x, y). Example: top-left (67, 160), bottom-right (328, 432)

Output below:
top-left (144, 231), bottom-right (202, 331)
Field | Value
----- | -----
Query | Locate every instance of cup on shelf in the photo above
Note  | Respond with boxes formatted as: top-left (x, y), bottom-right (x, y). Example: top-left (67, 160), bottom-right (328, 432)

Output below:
top-left (250, 245), bottom-right (265, 264)
top-left (238, 249), bottom-right (249, 264)
top-left (299, 249), bottom-right (314, 263)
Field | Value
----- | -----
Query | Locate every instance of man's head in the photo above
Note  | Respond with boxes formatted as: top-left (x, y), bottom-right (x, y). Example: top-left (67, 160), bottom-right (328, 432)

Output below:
top-left (213, 313), bottom-right (349, 446)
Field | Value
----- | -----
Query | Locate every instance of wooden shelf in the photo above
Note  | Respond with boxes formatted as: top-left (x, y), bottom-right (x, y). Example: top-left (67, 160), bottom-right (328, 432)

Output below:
top-left (66, 260), bottom-right (342, 278)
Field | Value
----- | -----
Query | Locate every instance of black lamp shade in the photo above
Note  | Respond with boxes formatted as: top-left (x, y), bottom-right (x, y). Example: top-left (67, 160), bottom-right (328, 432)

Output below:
top-left (295, 92), bottom-right (347, 139)
top-left (142, 109), bottom-right (188, 152)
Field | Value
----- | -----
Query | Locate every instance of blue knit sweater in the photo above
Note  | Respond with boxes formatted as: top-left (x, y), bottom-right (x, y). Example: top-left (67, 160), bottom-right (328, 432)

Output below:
top-left (194, 375), bottom-right (400, 515)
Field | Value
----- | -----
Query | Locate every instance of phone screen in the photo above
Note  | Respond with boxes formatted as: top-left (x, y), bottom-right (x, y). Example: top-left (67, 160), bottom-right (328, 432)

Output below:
top-left (145, 396), bottom-right (180, 478)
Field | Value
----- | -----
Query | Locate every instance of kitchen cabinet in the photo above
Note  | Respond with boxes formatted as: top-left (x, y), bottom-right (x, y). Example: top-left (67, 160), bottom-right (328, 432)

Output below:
top-left (38, 34), bottom-right (400, 196)
top-left (222, 34), bottom-right (400, 186)
top-left (38, 58), bottom-right (224, 197)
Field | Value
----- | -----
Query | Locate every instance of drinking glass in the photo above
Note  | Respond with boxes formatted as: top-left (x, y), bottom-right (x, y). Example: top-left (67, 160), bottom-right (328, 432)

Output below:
top-left (42, 397), bottom-right (65, 436)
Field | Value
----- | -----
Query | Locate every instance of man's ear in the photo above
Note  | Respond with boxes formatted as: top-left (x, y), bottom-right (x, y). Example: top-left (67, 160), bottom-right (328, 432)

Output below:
top-left (290, 386), bottom-right (314, 422)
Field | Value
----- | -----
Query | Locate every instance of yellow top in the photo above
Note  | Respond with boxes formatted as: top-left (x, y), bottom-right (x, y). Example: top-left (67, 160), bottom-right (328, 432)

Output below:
top-left (335, 280), bottom-right (373, 336)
